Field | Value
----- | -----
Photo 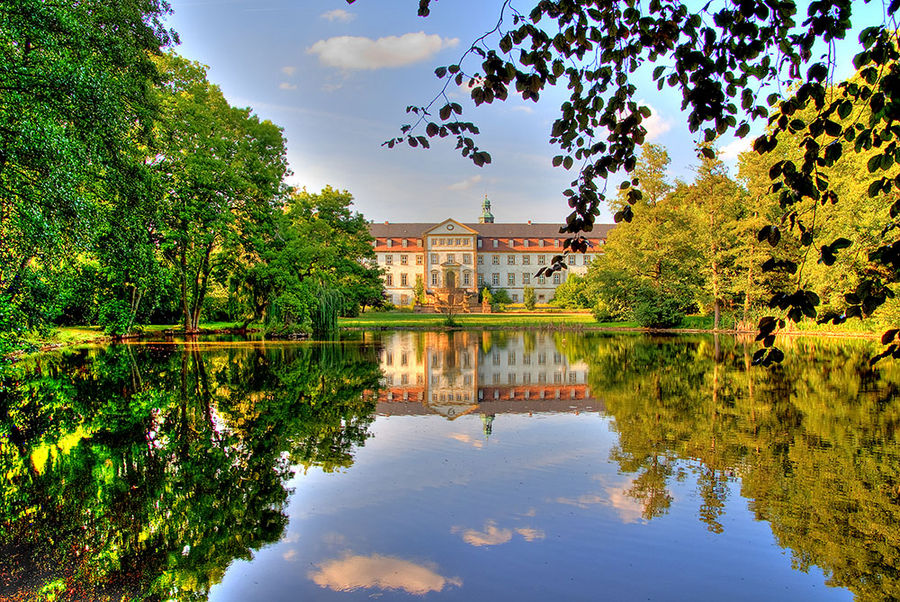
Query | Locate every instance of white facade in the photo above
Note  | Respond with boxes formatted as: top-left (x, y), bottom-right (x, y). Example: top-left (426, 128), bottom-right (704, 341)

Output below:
top-left (370, 218), bottom-right (612, 306)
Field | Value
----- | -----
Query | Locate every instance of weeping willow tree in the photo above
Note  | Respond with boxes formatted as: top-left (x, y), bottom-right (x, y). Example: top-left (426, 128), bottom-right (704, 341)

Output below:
top-left (311, 289), bottom-right (343, 338)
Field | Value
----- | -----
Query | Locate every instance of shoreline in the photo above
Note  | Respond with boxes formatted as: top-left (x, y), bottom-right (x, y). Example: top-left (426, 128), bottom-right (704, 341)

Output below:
top-left (10, 322), bottom-right (882, 358)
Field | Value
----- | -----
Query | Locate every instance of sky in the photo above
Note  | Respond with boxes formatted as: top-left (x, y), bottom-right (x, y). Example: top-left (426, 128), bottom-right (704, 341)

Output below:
top-left (164, 0), bottom-right (885, 226)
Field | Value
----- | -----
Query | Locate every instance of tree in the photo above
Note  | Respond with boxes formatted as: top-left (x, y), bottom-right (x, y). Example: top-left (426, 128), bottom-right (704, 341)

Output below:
top-left (0, 0), bottom-right (176, 349)
top-left (523, 285), bottom-right (536, 310)
top-left (368, 0), bottom-right (900, 360)
top-left (224, 187), bottom-right (383, 332)
top-left (152, 53), bottom-right (289, 332)
top-left (680, 152), bottom-right (745, 330)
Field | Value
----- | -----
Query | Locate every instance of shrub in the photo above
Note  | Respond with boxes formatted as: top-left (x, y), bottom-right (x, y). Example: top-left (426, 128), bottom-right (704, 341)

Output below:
top-left (631, 290), bottom-right (684, 328)
top-left (97, 299), bottom-right (132, 335)
top-left (523, 286), bottom-right (536, 310)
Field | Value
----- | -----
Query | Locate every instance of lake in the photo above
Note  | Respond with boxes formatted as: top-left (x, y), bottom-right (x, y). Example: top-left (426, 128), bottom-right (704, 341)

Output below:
top-left (2, 330), bottom-right (899, 601)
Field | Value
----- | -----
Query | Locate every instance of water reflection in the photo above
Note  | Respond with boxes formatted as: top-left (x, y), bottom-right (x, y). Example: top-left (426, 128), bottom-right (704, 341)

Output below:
top-left (371, 331), bottom-right (599, 424)
top-left (0, 332), bottom-right (899, 600)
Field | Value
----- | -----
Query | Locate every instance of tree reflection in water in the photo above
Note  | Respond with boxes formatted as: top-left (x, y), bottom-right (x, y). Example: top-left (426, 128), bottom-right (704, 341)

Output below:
top-left (0, 339), bottom-right (381, 600)
top-left (555, 333), bottom-right (900, 602)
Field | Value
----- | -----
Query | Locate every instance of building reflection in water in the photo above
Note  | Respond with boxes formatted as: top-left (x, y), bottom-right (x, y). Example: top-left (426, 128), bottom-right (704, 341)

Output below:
top-left (368, 331), bottom-right (602, 430)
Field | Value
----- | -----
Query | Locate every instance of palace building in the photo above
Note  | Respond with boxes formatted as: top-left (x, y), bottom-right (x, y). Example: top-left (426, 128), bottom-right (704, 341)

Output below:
top-left (369, 197), bottom-right (614, 307)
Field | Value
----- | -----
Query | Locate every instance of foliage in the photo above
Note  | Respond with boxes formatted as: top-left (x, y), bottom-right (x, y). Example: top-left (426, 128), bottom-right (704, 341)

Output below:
top-left (413, 275), bottom-right (426, 305)
top-left (0, 341), bottom-right (381, 599)
top-left (630, 288), bottom-right (684, 328)
top-left (480, 286), bottom-right (493, 306)
top-left (152, 52), bottom-right (289, 333)
top-left (523, 285), bottom-right (536, 310)
top-left (226, 187), bottom-right (383, 332)
top-left (550, 274), bottom-right (589, 309)
top-left (311, 289), bottom-right (343, 338)
top-left (0, 0), bottom-right (175, 348)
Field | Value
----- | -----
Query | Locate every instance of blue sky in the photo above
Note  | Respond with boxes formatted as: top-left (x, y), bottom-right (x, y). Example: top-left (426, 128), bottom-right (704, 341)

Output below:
top-left (164, 0), bottom-right (883, 225)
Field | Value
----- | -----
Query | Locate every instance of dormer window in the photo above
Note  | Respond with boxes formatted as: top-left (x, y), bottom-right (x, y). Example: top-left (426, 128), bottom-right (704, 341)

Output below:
top-left (387, 239), bottom-right (393, 247)
top-left (493, 240), bottom-right (498, 248)
top-left (402, 239), bottom-right (408, 247)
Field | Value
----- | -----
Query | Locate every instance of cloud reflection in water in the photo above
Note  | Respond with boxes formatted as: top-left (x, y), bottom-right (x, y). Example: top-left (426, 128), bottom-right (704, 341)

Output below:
top-left (309, 553), bottom-right (462, 594)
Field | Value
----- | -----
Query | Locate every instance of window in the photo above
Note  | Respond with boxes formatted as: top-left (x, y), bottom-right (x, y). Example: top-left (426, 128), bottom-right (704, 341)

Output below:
top-left (509, 352), bottom-right (516, 365)
top-left (463, 254), bottom-right (471, 264)
top-left (538, 275), bottom-right (546, 284)
top-left (416, 255), bottom-right (423, 265)
top-left (508, 373), bottom-right (517, 384)
top-left (553, 273), bottom-right (561, 284)
top-left (401, 352), bottom-right (408, 366)
top-left (493, 239), bottom-right (498, 248)
top-left (508, 255), bottom-right (515, 265)
top-left (430, 253), bottom-right (439, 264)
top-left (478, 255), bottom-right (484, 265)
top-left (431, 272), bottom-right (439, 286)
top-left (401, 274), bottom-right (408, 286)
top-left (402, 239), bottom-right (408, 247)
top-left (569, 372), bottom-right (577, 383)
top-left (522, 255), bottom-right (530, 265)
top-left (540, 239), bottom-right (545, 247)
top-left (385, 254), bottom-right (393, 265)
top-left (478, 274), bottom-right (485, 286)
top-left (400, 295), bottom-right (408, 305)
top-left (538, 352), bottom-right (546, 364)
top-left (492, 255), bottom-right (500, 265)
top-left (555, 240), bottom-right (561, 247)
top-left (522, 273), bottom-right (530, 284)
top-left (401, 373), bottom-right (409, 384)
top-left (493, 352), bottom-right (501, 365)
top-left (447, 253), bottom-right (455, 263)
top-left (387, 239), bottom-right (393, 247)
top-left (492, 273), bottom-right (500, 286)
top-left (456, 238), bottom-right (462, 245)
top-left (386, 352), bottom-right (393, 365)
top-left (508, 273), bottom-right (516, 286)
top-left (439, 238), bottom-right (446, 245)
top-left (401, 254), bottom-right (408, 265)
top-left (512, 294), bottom-right (519, 302)
top-left (523, 239), bottom-right (529, 247)
top-left (493, 373), bottom-right (501, 384)
top-left (538, 372), bottom-right (547, 383)
top-left (464, 272), bottom-right (471, 286)
top-left (386, 274), bottom-right (393, 286)
top-left (523, 372), bottom-right (531, 384)
top-left (538, 255), bottom-right (546, 265)
top-left (568, 255), bottom-right (576, 265)
top-left (554, 372), bottom-right (562, 383)
top-left (554, 352), bottom-right (562, 363)
top-left (478, 239), bottom-right (483, 248)
top-left (523, 354), bottom-right (531, 365)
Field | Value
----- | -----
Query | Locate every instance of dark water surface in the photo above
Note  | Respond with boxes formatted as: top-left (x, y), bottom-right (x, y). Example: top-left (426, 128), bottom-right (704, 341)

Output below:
top-left (2, 331), bottom-right (899, 601)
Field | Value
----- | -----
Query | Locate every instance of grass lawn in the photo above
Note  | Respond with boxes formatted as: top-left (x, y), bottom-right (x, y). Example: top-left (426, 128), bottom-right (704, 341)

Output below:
top-left (339, 312), bottom-right (632, 329)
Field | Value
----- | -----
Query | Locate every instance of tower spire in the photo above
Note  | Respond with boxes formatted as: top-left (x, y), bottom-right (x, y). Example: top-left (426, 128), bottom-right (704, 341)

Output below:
top-left (478, 195), bottom-right (494, 224)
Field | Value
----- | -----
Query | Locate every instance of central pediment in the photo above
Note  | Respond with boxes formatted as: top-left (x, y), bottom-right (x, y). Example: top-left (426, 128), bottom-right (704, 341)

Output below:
top-left (423, 219), bottom-right (478, 236)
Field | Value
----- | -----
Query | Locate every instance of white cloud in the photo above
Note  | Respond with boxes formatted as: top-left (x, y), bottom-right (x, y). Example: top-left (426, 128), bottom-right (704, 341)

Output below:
top-left (283, 549), bottom-right (298, 562)
top-left (719, 136), bottom-right (752, 161)
top-left (511, 105), bottom-right (535, 114)
top-left (309, 554), bottom-right (462, 594)
top-left (321, 9), bottom-right (355, 22)
top-left (447, 175), bottom-right (483, 191)
top-left (281, 65), bottom-right (296, 76)
top-left (279, 82), bottom-right (297, 90)
top-left (308, 32), bottom-right (459, 71)
top-left (640, 102), bottom-right (672, 141)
